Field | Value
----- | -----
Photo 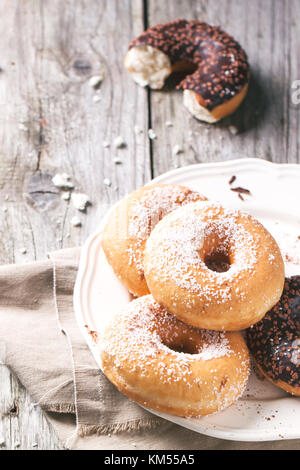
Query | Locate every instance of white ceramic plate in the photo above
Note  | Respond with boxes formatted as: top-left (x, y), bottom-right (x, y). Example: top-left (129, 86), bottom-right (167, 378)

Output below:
top-left (74, 158), bottom-right (300, 442)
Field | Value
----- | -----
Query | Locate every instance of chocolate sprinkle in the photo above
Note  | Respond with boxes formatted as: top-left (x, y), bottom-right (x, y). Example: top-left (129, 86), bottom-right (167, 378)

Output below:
top-left (247, 276), bottom-right (300, 389)
top-left (230, 186), bottom-right (251, 195)
top-left (130, 19), bottom-right (249, 110)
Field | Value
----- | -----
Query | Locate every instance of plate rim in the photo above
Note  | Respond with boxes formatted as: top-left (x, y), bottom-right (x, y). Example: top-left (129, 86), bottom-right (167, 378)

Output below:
top-left (151, 157), bottom-right (300, 183)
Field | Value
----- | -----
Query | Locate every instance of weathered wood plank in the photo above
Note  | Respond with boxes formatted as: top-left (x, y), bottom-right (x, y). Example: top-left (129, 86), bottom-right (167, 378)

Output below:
top-left (147, 0), bottom-right (300, 176)
top-left (0, 0), bottom-right (150, 262)
top-left (0, 0), bottom-right (149, 450)
top-left (1, 0), bottom-right (300, 450)
top-left (0, 357), bottom-right (63, 450)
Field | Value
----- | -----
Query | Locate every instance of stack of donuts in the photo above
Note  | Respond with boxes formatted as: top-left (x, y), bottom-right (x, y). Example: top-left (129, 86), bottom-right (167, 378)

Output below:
top-left (100, 183), bottom-right (299, 418)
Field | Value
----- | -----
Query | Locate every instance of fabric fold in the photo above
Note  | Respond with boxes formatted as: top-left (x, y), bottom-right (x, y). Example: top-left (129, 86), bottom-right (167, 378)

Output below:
top-left (0, 247), bottom-right (159, 446)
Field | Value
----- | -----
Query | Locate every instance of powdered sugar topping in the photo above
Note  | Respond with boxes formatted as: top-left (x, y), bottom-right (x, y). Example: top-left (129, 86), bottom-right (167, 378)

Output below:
top-left (145, 202), bottom-right (261, 304)
top-left (128, 185), bottom-right (204, 239)
top-left (126, 185), bottom-right (205, 273)
top-left (100, 296), bottom-right (233, 386)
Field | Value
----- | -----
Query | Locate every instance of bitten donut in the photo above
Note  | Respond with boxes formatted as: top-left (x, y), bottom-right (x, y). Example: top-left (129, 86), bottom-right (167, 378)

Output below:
top-left (102, 184), bottom-right (206, 297)
top-left (125, 19), bottom-right (249, 123)
top-left (247, 276), bottom-right (300, 396)
top-left (100, 295), bottom-right (250, 417)
top-left (144, 201), bottom-right (285, 331)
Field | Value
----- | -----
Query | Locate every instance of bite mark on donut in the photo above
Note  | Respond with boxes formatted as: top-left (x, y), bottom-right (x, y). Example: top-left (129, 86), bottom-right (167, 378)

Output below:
top-left (124, 45), bottom-right (171, 89)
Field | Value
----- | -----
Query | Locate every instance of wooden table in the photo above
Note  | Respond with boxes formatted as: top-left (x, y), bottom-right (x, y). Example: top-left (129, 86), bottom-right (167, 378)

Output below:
top-left (0, 0), bottom-right (299, 450)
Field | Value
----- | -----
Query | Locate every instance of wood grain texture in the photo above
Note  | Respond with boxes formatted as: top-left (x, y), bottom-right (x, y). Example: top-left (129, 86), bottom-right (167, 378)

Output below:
top-left (147, 0), bottom-right (300, 176)
top-left (0, 354), bottom-right (63, 450)
top-left (0, 0), bottom-right (149, 450)
top-left (0, 0), bottom-right (300, 450)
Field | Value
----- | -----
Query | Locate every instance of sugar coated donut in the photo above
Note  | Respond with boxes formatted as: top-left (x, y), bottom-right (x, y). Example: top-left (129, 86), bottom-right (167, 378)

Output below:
top-left (144, 201), bottom-right (285, 331)
top-left (247, 276), bottom-right (300, 396)
top-left (100, 295), bottom-right (250, 417)
top-left (102, 184), bottom-right (206, 297)
top-left (125, 19), bottom-right (249, 123)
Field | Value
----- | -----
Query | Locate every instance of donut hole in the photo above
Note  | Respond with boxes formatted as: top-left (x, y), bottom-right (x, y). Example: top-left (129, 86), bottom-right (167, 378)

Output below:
top-left (168, 341), bottom-right (199, 355)
top-left (163, 334), bottom-right (200, 355)
top-left (200, 230), bottom-right (232, 273)
top-left (204, 250), bottom-right (231, 273)
top-left (167, 61), bottom-right (198, 87)
top-left (172, 60), bottom-right (197, 74)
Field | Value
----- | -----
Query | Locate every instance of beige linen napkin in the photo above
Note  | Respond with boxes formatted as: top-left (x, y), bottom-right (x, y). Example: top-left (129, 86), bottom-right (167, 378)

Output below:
top-left (0, 247), bottom-right (160, 448)
top-left (0, 247), bottom-right (300, 450)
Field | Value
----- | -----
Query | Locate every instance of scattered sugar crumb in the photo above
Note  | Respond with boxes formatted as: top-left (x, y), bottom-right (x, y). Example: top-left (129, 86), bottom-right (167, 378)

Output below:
top-left (103, 178), bottom-right (112, 187)
top-left (172, 144), bottom-right (183, 156)
top-left (165, 120), bottom-right (173, 128)
top-left (92, 95), bottom-right (101, 103)
top-left (52, 173), bottom-right (74, 190)
top-left (228, 125), bottom-right (238, 135)
top-left (71, 216), bottom-right (82, 227)
top-left (19, 123), bottom-right (28, 132)
top-left (71, 193), bottom-right (91, 211)
top-left (134, 126), bottom-right (143, 135)
top-left (113, 157), bottom-right (122, 164)
top-left (272, 230), bottom-right (300, 267)
top-left (20, 248), bottom-right (27, 255)
top-left (114, 136), bottom-right (126, 149)
top-left (148, 129), bottom-right (157, 140)
top-left (61, 191), bottom-right (71, 201)
top-left (88, 75), bottom-right (103, 88)
top-left (102, 141), bottom-right (110, 148)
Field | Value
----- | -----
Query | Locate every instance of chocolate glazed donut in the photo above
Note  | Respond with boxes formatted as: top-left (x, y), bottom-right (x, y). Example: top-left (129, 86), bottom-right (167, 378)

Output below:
top-left (247, 276), bottom-right (300, 396)
top-left (125, 19), bottom-right (250, 123)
